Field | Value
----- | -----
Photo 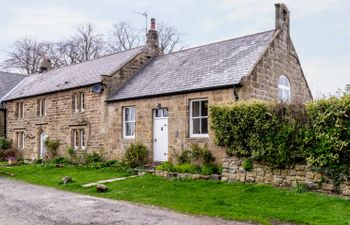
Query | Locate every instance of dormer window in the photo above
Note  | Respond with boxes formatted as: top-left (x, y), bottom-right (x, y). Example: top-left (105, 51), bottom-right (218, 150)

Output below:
top-left (278, 75), bottom-right (291, 102)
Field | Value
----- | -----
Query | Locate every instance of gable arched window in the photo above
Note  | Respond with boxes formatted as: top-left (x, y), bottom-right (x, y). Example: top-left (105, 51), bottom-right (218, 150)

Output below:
top-left (278, 75), bottom-right (291, 102)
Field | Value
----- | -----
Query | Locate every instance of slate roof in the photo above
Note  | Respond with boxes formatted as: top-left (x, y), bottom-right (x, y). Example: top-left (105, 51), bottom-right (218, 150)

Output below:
top-left (0, 72), bottom-right (25, 102)
top-left (108, 30), bottom-right (276, 101)
top-left (3, 46), bottom-right (144, 101)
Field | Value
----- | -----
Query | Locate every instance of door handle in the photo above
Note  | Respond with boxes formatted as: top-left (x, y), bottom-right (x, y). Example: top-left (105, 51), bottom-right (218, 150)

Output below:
top-left (154, 138), bottom-right (157, 142)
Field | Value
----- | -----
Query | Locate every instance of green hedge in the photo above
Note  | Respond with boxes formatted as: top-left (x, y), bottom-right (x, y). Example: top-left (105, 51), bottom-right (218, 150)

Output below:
top-left (210, 95), bottom-right (350, 183)
top-left (210, 101), bottom-right (307, 168)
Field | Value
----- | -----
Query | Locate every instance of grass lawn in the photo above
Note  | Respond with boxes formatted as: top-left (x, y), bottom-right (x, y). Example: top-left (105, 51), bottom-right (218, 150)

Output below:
top-left (1, 164), bottom-right (350, 225)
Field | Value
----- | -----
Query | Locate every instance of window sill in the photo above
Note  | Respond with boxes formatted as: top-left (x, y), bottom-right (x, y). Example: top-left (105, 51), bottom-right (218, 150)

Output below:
top-left (123, 137), bottom-right (135, 140)
top-left (189, 135), bottom-right (209, 139)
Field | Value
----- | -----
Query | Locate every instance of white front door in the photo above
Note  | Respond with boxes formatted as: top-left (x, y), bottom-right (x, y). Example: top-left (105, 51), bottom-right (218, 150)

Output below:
top-left (153, 108), bottom-right (168, 162)
top-left (39, 132), bottom-right (47, 159)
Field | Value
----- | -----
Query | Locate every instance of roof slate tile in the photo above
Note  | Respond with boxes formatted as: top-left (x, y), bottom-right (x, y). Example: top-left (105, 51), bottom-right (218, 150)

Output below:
top-left (4, 47), bottom-right (144, 101)
top-left (108, 30), bottom-right (275, 101)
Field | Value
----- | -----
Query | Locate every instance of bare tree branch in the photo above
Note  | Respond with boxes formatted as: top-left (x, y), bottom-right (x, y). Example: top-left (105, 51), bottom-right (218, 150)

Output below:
top-left (107, 21), bottom-right (141, 53)
top-left (1, 21), bottom-right (185, 73)
top-left (157, 22), bottom-right (184, 54)
top-left (71, 23), bottom-right (105, 62)
top-left (2, 38), bottom-right (51, 74)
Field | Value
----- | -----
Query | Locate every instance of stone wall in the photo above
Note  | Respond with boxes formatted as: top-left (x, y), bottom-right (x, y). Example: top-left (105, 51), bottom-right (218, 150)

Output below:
top-left (105, 88), bottom-right (235, 163)
top-left (5, 86), bottom-right (106, 159)
top-left (0, 110), bottom-right (4, 138)
top-left (240, 30), bottom-right (312, 102)
top-left (222, 156), bottom-right (350, 196)
top-left (102, 51), bottom-right (153, 97)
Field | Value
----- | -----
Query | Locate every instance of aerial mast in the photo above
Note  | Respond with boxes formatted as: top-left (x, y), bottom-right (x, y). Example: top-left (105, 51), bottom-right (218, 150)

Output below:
top-left (134, 11), bottom-right (148, 37)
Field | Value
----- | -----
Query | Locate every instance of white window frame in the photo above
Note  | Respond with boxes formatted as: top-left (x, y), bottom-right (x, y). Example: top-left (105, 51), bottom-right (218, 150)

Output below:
top-left (73, 129), bottom-right (79, 149)
top-left (278, 75), bottom-right (291, 102)
top-left (190, 99), bottom-right (209, 138)
top-left (80, 129), bottom-right (86, 149)
top-left (123, 106), bottom-right (136, 139)
top-left (16, 102), bottom-right (24, 118)
top-left (38, 98), bottom-right (47, 117)
top-left (72, 128), bottom-right (86, 150)
top-left (80, 93), bottom-right (85, 112)
top-left (16, 131), bottom-right (25, 149)
top-left (74, 93), bottom-right (79, 113)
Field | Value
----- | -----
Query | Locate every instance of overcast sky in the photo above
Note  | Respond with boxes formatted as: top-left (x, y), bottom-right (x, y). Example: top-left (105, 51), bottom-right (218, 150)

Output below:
top-left (0, 0), bottom-right (349, 98)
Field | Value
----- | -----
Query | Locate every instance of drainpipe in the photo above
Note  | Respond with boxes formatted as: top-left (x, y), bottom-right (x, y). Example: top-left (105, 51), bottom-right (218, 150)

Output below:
top-left (233, 86), bottom-right (239, 101)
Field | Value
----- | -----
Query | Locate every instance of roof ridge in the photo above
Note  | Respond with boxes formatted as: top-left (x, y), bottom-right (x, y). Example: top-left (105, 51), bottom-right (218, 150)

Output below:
top-left (29, 45), bottom-right (145, 76)
top-left (164, 29), bottom-right (276, 56)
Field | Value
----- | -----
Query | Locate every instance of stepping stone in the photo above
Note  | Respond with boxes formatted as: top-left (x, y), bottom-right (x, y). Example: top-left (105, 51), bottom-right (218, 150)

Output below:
top-left (82, 175), bottom-right (138, 188)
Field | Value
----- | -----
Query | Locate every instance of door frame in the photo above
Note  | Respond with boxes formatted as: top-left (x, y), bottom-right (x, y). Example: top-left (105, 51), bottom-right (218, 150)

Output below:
top-left (39, 132), bottom-right (47, 159)
top-left (152, 108), bottom-right (169, 162)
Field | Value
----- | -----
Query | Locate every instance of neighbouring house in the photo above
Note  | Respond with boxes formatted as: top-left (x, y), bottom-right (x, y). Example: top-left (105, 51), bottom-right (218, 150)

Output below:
top-left (2, 4), bottom-right (312, 163)
top-left (0, 72), bottom-right (25, 138)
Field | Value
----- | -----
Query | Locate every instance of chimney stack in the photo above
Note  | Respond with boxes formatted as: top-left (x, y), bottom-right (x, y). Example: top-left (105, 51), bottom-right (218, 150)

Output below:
top-left (275, 3), bottom-right (290, 35)
top-left (146, 18), bottom-right (161, 56)
top-left (39, 57), bottom-right (52, 73)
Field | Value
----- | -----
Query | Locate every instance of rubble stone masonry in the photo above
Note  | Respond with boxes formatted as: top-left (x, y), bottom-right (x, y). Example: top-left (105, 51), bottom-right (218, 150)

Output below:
top-left (222, 156), bottom-right (350, 196)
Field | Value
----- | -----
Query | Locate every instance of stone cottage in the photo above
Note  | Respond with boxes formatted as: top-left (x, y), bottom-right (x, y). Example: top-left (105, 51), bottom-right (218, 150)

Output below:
top-left (2, 4), bottom-right (312, 162)
top-left (0, 72), bottom-right (25, 138)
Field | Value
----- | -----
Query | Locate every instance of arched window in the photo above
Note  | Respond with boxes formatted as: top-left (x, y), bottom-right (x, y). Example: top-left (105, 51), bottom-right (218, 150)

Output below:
top-left (278, 75), bottom-right (291, 102)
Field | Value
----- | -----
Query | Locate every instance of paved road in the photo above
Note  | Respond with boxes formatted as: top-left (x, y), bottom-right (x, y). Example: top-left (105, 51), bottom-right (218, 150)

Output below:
top-left (0, 177), bottom-right (253, 225)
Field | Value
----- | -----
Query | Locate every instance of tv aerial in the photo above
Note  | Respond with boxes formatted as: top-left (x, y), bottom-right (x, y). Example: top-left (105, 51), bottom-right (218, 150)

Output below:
top-left (134, 11), bottom-right (148, 37)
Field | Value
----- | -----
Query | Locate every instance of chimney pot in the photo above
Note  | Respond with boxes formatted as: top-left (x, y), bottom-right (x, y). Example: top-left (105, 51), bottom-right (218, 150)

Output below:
top-left (146, 18), bottom-right (161, 56)
top-left (150, 18), bottom-right (156, 30)
top-left (39, 57), bottom-right (52, 73)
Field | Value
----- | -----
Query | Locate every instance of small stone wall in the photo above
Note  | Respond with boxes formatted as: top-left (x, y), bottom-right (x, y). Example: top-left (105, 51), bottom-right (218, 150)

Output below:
top-left (222, 156), bottom-right (350, 196)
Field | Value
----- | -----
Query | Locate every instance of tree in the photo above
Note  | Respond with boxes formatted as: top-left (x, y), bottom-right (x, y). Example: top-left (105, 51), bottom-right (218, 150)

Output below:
top-left (345, 84), bottom-right (350, 94)
top-left (2, 21), bottom-right (184, 73)
top-left (108, 21), bottom-right (183, 54)
top-left (2, 37), bottom-right (51, 74)
top-left (157, 22), bottom-right (183, 54)
top-left (70, 23), bottom-right (105, 62)
top-left (107, 21), bottom-right (141, 53)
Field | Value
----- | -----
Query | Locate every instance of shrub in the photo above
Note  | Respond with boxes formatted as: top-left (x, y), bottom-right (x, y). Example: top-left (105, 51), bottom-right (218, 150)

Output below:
top-left (294, 182), bottom-right (309, 193)
top-left (122, 143), bottom-right (148, 168)
top-left (242, 159), bottom-right (253, 171)
top-left (103, 160), bottom-right (119, 167)
top-left (174, 163), bottom-right (199, 174)
top-left (156, 161), bottom-right (175, 172)
top-left (44, 138), bottom-right (60, 158)
top-left (210, 101), bottom-right (308, 168)
top-left (305, 95), bottom-right (350, 185)
top-left (177, 150), bottom-right (192, 164)
top-left (85, 152), bottom-right (103, 164)
top-left (210, 96), bottom-right (350, 186)
top-left (176, 144), bottom-right (215, 166)
top-left (0, 138), bottom-right (11, 149)
top-left (190, 144), bottom-right (215, 166)
top-left (66, 147), bottom-right (75, 156)
top-left (51, 157), bottom-right (73, 165)
top-left (0, 149), bottom-right (20, 161)
top-left (201, 164), bottom-right (219, 175)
